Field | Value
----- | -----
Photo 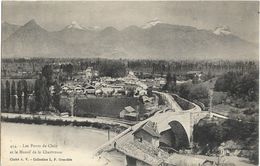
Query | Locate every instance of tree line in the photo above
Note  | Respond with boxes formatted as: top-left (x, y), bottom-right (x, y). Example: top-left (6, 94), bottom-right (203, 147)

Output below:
top-left (127, 60), bottom-right (258, 74)
top-left (3, 58), bottom-right (258, 81)
top-left (1, 65), bottom-right (62, 114)
top-left (1, 80), bottom-right (28, 112)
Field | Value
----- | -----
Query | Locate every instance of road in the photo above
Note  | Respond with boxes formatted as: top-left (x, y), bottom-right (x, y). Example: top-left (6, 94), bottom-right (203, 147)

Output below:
top-left (153, 91), bottom-right (183, 112)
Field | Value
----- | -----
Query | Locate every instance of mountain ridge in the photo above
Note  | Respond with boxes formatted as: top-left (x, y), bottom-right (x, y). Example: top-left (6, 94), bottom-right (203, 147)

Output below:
top-left (2, 22), bottom-right (21, 40)
top-left (2, 19), bottom-right (258, 60)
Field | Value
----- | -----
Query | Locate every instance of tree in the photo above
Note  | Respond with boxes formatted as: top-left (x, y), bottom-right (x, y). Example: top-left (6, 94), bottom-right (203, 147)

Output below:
top-left (162, 72), bottom-right (177, 92)
top-left (11, 80), bottom-right (16, 112)
top-left (193, 120), bottom-right (228, 152)
top-left (63, 64), bottom-right (73, 80)
top-left (52, 82), bottom-right (61, 112)
top-left (147, 86), bottom-right (153, 97)
top-left (40, 77), bottom-right (51, 112)
top-left (17, 80), bottom-right (23, 111)
top-left (189, 84), bottom-right (209, 107)
top-left (1, 81), bottom-right (5, 110)
top-left (192, 75), bottom-right (199, 84)
top-left (34, 78), bottom-right (41, 112)
top-left (34, 74), bottom-right (51, 113)
top-left (214, 71), bottom-right (240, 93)
top-left (42, 65), bottom-right (53, 87)
top-left (99, 61), bottom-right (126, 78)
top-left (189, 84), bottom-right (209, 100)
top-left (178, 83), bottom-right (192, 99)
top-left (23, 80), bottom-right (28, 113)
top-left (5, 80), bottom-right (10, 111)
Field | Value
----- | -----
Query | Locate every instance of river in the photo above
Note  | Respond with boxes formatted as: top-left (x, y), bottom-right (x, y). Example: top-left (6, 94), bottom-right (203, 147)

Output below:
top-left (1, 122), bottom-right (118, 166)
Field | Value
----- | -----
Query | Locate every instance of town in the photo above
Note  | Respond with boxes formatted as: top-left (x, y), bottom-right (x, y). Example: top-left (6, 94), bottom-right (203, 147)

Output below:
top-left (1, 58), bottom-right (258, 165)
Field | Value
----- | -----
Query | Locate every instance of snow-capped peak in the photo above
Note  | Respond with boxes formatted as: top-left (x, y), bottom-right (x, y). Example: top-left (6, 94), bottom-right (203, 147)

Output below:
top-left (66, 21), bottom-right (85, 30)
top-left (142, 18), bottom-right (162, 29)
top-left (85, 26), bottom-right (101, 31)
top-left (214, 25), bottom-right (231, 35)
top-left (65, 21), bottom-right (101, 31)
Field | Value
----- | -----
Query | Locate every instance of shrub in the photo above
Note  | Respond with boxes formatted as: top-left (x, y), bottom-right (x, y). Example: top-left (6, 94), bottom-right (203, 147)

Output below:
top-left (212, 92), bottom-right (227, 106)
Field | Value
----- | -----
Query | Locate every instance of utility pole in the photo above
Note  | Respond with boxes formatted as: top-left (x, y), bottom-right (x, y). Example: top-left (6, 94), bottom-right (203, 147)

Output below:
top-left (108, 128), bottom-right (110, 141)
top-left (70, 96), bottom-right (74, 117)
top-left (208, 89), bottom-right (214, 118)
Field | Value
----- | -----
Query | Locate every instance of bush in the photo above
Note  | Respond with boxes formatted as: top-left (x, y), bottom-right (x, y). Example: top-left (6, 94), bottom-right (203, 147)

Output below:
top-left (212, 92), bottom-right (227, 106)
top-left (193, 120), bottom-right (227, 151)
top-left (176, 83), bottom-right (210, 107)
top-left (92, 122), bottom-right (103, 129)
top-left (189, 84), bottom-right (209, 107)
top-left (178, 83), bottom-right (192, 99)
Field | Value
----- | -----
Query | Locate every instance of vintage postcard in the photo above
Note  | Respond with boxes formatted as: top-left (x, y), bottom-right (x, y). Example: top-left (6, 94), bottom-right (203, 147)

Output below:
top-left (1, 1), bottom-right (259, 166)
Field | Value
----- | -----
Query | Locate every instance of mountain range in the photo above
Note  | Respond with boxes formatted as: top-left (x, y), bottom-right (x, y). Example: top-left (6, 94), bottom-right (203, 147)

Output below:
top-left (2, 19), bottom-right (258, 60)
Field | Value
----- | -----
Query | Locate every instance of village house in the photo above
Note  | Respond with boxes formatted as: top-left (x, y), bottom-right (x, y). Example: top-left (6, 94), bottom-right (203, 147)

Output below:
top-left (74, 86), bottom-right (84, 94)
top-left (110, 85), bottom-right (125, 96)
top-left (120, 106), bottom-right (139, 121)
top-left (105, 140), bottom-right (215, 166)
top-left (133, 120), bottom-right (160, 147)
top-left (84, 85), bottom-right (96, 94)
top-left (107, 140), bottom-right (169, 166)
top-left (101, 87), bottom-right (115, 97)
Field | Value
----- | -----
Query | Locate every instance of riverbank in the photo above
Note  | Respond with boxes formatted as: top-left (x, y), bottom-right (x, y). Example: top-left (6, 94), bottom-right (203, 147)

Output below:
top-left (1, 122), bottom-right (121, 166)
top-left (1, 113), bottom-right (128, 134)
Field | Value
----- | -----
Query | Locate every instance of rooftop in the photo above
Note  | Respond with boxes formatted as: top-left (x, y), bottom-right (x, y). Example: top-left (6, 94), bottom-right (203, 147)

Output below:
top-left (133, 120), bottom-right (160, 138)
top-left (124, 106), bottom-right (136, 113)
top-left (117, 140), bottom-right (169, 165)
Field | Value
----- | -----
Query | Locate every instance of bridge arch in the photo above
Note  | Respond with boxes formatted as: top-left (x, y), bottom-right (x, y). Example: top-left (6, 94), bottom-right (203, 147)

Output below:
top-left (159, 120), bottom-right (189, 150)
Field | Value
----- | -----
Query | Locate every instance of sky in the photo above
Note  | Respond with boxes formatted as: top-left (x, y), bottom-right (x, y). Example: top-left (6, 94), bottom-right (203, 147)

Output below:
top-left (2, 1), bottom-right (259, 43)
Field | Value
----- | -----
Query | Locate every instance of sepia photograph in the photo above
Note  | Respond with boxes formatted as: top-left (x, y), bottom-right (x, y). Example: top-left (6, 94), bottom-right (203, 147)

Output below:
top-left (1, 1), bottom-right (259, 165)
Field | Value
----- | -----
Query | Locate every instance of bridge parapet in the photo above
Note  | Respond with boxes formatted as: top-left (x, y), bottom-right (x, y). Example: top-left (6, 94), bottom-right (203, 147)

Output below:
top-left (171, 94), bottom-right (202, 112)
top-left (153, 91), bottom-right (183, 111)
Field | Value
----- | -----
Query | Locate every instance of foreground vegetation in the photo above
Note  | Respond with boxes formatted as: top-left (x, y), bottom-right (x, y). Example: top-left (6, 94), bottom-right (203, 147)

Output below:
top-left (193, 117), bottom-right (258, 164)
top-left (192, 70), bottom-right (258, 164)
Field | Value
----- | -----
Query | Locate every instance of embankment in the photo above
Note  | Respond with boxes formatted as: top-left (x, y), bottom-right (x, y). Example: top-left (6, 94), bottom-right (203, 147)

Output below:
top-left (1, 113), bottom-right (128, 134)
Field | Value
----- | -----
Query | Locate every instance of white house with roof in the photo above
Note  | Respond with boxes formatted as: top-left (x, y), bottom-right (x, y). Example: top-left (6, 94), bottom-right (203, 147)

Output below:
top-left (84, 85), bottom-right (96, 94)
top-left (120, 106), bottom-right (139, 121)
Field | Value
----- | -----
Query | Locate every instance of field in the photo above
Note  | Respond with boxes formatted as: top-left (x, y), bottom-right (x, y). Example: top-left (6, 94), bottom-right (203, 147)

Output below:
top-left (61, 97), bottom-right (145, 118)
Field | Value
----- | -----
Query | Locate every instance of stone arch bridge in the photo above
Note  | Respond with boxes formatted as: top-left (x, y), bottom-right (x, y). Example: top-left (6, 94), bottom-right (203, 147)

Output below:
top-left (95, 93), bottom-right (209, 155)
